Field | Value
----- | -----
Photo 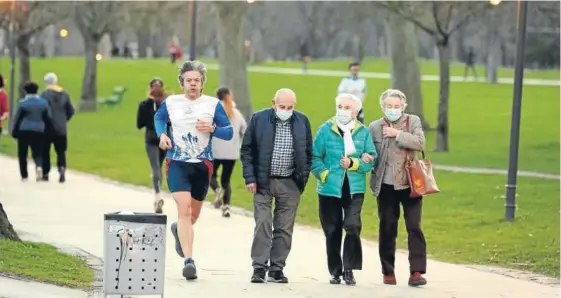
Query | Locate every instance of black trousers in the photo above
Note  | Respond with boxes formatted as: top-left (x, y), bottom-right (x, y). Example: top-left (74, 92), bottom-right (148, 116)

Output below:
top-left (43, 134), bottom-right (68, 176)
top-left (319, 175), bottom-right (364, 275)
top-left (377, 183), bottom-right (427, 275)
top-left (17, 131), bottom-right (45, 179)
top-left (210, 159), bottom-right (236, 205)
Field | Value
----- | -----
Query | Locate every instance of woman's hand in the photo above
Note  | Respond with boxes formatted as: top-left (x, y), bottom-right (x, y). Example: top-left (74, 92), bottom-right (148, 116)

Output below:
top-left (340, 156), bottom-right (351, 169)
top-left (383, 127), bottom-right (399, 138)
top-left (361, 153), bottom-right (375, 163)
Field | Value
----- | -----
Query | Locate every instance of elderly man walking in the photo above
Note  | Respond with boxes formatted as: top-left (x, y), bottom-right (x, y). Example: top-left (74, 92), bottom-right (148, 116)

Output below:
top-left (40, 72), bottom-right (75, 182)
top-left (241, 88), bottom-right (313, 284)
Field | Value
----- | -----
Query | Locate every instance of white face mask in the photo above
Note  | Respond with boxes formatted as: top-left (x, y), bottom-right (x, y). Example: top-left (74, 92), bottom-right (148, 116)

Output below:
top-left (336, 109), bottom-right (353, 124)
top-left (275, 109), bottom-right (293, 121)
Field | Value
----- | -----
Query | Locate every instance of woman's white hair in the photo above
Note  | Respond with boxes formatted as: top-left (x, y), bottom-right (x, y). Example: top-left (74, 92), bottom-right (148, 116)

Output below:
top-left (44, 72), bottom-right (58, 85)
top-left (336, 93), bottom-right (362, 111)
top-left (379, 89), bottom-right (407, 110)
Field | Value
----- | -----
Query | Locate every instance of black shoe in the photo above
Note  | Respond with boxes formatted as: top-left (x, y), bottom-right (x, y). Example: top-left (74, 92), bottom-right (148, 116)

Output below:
top-left (58, 167), bottom-right (66, 183)
top-left (329, 274), bottom-right (341, 284)
top-left (41, 175), bottom-right (49, 182)
top-left (250, 268), bottom-right (266, 283)
top-left (343, 270), bottom-right (356, 286)
top-left (170, 222), bottom-right (184, 258)
top-left (182, 258), bottom-right (197, 280)
top-left (267, 270), bottom-right (288, 283)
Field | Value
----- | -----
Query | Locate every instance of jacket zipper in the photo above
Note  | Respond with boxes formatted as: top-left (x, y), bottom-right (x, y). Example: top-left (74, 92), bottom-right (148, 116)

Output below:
top-left (267, 115), bottom-right (277, 182)
top-left (333, 126), bottom-right (347, 198)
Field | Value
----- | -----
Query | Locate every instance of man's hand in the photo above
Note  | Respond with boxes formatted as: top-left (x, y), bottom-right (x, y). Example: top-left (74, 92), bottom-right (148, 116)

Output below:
top-left (196, 119), bottom-right (214, 133)
top-left (383, 127), bottom-right (399, 138)
top-left (361, 153), bottom-right (375, 163)
top-left (246, 183), bottom-right (256, 194)
top-left (340, 156), bottom-right (351, 169)
top-left (159, 134), bottom-right (172, 150)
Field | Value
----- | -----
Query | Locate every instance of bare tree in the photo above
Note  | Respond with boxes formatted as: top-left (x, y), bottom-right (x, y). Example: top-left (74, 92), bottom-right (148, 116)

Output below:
top-left (384, 13), bottom-right (429, 130)
top-left (124, 1), bottom-right (188, 58)
top-left (74, 1), bottom-right (124, 112)
top-left (213, 1), bottom-right (252, 120)
top-left (0, 202), bottom-right (20, 241)
top-left (0, 1), bottom-right (72, 98)
top-left (380, 1), bottom-right (488, 152)
top-left (245, 2), bottom-right (278, 63)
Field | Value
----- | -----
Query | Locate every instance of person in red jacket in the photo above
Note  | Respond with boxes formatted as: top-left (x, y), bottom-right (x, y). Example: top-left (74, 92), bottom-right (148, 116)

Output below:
top-left (0, 75), bottom-right (9, 138)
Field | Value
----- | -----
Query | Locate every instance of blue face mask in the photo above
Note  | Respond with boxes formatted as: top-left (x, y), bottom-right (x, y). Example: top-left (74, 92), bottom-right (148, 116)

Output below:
top-left (384, 108), bottom-right (402, 122)
top-left (275, 109), bottom-right (293, 121)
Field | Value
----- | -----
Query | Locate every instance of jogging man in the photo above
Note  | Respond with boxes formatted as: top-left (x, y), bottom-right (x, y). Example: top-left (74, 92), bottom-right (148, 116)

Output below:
top-left (154, 60), bottom-right (233, 280)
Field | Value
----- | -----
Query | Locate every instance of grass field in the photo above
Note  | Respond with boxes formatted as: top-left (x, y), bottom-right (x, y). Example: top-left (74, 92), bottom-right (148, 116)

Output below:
top-left (0, 240), bottom-right (94, 289)
top-left (261, 57), bottom-right (561, 80)
top-left (0, 58), bottom-right (559, 277)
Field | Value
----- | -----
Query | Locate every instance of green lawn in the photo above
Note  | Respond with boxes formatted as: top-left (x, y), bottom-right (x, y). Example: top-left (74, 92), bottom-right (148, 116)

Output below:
top-left (0, 58), bottom-right (558, 277)
top-left (0, 240), bottom-right (94, 289)
top-left (261, 57), bottom-right (561, 80)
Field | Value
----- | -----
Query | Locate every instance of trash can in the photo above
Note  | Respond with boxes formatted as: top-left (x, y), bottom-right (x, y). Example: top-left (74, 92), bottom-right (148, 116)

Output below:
top-left (103, 211), bottom-right (167, 297)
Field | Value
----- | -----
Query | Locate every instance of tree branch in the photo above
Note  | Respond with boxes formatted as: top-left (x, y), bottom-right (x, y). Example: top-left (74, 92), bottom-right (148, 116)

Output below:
top-left (378, 1), bottom-right (437, 36)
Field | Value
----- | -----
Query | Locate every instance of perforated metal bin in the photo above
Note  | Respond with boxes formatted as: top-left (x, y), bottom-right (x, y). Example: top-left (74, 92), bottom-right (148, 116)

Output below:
top-left (103, 212), bottom-right (167, 298)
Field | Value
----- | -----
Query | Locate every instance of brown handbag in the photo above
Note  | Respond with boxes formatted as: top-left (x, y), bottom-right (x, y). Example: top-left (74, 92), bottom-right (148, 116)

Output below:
top-left (405, 150), bottom-right (440, 198)
top-left (402, 117), bottom-right (440, 198)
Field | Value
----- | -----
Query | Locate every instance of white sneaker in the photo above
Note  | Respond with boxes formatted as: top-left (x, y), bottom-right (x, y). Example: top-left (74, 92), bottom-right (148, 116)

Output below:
top-left (213, 188), bottom-right (223, 209)
top-left (222, 205), bottom-right (231, 218)
top-left (154, 195), bottom-right (164, 214)
top-left (35, 167), bottom-right (43, 182)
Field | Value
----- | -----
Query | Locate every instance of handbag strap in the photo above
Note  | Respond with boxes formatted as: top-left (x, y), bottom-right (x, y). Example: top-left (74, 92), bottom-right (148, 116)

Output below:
top-left (403, 115), bottom-right (427, 161)
top-left (384, 115), bottom-right (427, 161)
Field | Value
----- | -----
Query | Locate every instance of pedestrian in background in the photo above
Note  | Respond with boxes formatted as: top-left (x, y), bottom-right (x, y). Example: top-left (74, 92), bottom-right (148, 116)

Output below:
top-left (210, 87), bottom-right (247, 218)
top-left (0, 75), bottom-right (9, 138)
top-left (40, 72), bottom-right (75, 183)
top-left (337, 62), bottom-right (367, 123)
top-left (11, 81), bottom-right (53, 182)
top-left (136, 77), bottom-right (169, 213)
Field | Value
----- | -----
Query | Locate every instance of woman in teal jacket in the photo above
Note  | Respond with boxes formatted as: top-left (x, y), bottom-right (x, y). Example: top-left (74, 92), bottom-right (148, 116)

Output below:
top-left (311, 93), bottom-right (377, 286)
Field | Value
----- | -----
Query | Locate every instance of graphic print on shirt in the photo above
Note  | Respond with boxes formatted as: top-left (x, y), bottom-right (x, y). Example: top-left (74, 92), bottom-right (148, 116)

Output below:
top-left (154, 94), bottom-right (233, 162)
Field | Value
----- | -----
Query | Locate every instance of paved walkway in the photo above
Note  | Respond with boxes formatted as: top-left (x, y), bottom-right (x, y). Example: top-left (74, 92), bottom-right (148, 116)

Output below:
top-left (0, 155), bottom-right (559, 298)
top-left (204, 64), bottom-right (561, 87)
top-left (0, 276), bottom-right (87, 298)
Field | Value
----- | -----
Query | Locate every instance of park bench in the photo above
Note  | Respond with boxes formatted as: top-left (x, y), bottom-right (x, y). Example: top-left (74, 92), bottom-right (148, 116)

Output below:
top-left (97, 86), bottom-right (127, 107)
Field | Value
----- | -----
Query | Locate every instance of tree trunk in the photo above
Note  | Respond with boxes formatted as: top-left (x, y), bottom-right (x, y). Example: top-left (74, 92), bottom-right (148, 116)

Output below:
top-left (384, 14), bottom-right (429, 129)
top-left (136, 29), bottom-right (150, 58)
top-left (485, 9), bottom-right (500, 84)
top-left (79, 39), bottom-right (99, 112)
top-left (16, 34), bottom-right (31, 100)
top-left (0, 202), bottom-right (21, 241)
top-left (435, 42), bottom-right (451, 152)
top-left (214, 2), bottom-right (252, 120)
top-left (43, 25), bottom-right (56, 58)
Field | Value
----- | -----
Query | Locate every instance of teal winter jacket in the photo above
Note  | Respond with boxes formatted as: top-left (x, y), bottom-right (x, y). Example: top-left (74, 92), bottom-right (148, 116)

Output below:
top-left (311, 118), bottom-right (377, 198)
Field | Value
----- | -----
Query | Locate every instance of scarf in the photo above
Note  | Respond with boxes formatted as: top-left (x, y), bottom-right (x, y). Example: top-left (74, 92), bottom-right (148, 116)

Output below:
top-left (337, 120), bottom-right (356, 156)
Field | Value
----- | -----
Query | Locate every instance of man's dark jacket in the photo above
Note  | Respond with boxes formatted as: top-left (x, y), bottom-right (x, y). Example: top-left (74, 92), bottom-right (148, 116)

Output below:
top-left (40, 86), bottom-right (74, 136)
top-left (240, 108), bottom-right (313, 194)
